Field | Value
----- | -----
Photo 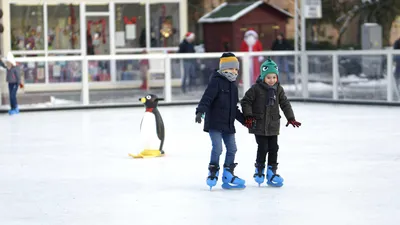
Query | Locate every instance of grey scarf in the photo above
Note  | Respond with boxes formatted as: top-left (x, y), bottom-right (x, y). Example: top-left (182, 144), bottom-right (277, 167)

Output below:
top-left (218, 70), bottom-right (237, 82)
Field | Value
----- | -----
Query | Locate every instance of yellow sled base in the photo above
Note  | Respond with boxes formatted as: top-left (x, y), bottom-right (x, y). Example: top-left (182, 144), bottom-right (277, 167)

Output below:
top-left (129, 149), bottom-right (165, 159)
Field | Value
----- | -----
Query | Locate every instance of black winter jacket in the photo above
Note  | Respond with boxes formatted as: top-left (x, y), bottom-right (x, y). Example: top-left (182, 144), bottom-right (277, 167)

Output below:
top-left (271, 39), bottom-right (292, 51)
top-left (196, 71), bottom-right (245, 133)
top-left (178, 39), bottom-right (195, 53)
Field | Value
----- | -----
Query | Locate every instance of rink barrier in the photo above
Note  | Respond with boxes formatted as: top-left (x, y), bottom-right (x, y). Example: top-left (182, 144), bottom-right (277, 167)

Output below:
top-left (1, 98), bottom-right (400, 114)
top-left (0, 100), bottom-right (198, 113)
top-left (1, 49), bottom-right (400, 111)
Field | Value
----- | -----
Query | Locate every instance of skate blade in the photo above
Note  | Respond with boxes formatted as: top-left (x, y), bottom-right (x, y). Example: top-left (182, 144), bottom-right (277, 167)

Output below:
top-left (221, 183), bottom-right (246, 190)
top-left (254, 179), bottom-right (265, 185)
top-left (206, 179), bottom-right (217, 190)
top-left (128, 153), bottom-right (144, 158)
top-left (267, 181), bottom-right (283, 187)
top-left (129, 154), bottom-right (165, 158)
top-left (128, 152), bottom-right (165, 159)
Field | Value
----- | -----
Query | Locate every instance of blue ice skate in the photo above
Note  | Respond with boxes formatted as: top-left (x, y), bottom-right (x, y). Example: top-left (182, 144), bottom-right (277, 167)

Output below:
top-left (221, 163), bottom-right (246, 190)
top-left (266, 165), bottom-right (284, 187)
top-left (254, 164), bottom-right (265, 186)
top-left (206, 164), bottom-right (219, 190)
top-left (8, 109), bottom-right (18, 115)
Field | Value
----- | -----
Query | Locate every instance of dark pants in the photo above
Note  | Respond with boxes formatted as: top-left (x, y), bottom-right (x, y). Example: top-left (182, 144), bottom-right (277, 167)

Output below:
top-left (255, 135), bottom-right (279, 166)
top-left (182, 61), bottom-right (195, 93)
top-left (8, 83), bottom-right (19, 110)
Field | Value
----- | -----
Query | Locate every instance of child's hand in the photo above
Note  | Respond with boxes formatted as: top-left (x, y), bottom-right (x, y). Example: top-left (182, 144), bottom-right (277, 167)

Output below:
top-left (286, 119), bottom-right (301, 128)
top-left (245, 116), bottom-right (256, 128)
top-left (195, 112), bottom-right (203, 123)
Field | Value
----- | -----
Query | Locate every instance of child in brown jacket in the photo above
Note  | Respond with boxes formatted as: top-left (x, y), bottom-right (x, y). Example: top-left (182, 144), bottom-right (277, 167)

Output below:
top-left (241, 58), bottom-right (301, 187)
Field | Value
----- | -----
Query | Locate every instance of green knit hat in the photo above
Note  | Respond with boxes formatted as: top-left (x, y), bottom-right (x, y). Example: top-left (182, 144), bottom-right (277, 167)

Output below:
top-left (260, 58), bottom-right (279, 81)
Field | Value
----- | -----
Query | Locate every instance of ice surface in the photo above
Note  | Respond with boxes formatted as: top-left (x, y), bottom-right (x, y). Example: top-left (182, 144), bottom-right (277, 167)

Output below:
top-left (0, 103), bottom-right (399, 225)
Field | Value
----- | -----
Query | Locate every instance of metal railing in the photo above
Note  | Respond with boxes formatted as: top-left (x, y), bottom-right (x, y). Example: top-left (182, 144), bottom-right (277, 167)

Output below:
top-left (1, 49), bottom-right (400, 110)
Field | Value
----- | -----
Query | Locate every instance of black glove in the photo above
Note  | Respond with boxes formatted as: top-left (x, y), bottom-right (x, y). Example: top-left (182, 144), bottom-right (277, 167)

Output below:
top-left (195, 112), bottom-right (203, 123)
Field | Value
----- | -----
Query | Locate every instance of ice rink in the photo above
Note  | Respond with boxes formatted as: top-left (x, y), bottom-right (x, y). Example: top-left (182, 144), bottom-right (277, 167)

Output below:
top-left (0, 103), bottom-right (399, 225)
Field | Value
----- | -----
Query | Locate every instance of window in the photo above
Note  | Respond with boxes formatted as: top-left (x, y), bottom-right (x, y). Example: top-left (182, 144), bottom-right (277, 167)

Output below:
top-left (115, 3), bottom-right (146, 48)
top-left (47, 4), bottom-right (80, 50)
top-left (48, 61), bottom-right (82, 83)
top-left (150, 3), bottom-right (180, 47)
top-left (18, 62), bottom-right (46, 84)
top-left (86, 4), bottom-right (109, 12)
top-left (10, 4), bottom-right (44, 51)
top-left (88, 60), bottom-right (110, 81)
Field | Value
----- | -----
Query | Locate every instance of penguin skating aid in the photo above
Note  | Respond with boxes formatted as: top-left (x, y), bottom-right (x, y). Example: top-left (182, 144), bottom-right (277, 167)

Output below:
top-left (129, 94), bottom-right (165, 159)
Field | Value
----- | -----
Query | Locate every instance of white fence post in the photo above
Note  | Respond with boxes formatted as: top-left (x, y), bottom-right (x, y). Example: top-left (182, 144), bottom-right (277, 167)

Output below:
top-left (301, 52), bottom-right (309, 98)
top-left (0, 81), bottom-right (2, 106)
top-left (300, 0), bottom-right (308, 98)
top-left (43, 2), bottom-right (49, 85)
top-left (387, 52), bottom-right (393, 102)
top-left (242, 53), bottom-right (251, 94)
top-left (332, 53), bottom-right (339, 100)
top-left (109, 2), bottom-right (117, 82)
top-left (80, 2), bottom-right (89, 105)
top-left (81, 57), bottom-right (89, 105)
top-left (164, 55), bottom-right (172, 103)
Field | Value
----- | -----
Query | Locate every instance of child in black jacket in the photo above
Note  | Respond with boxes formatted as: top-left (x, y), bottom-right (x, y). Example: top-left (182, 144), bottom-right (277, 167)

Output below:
top-left (195, 52), bottom-right (246, 190)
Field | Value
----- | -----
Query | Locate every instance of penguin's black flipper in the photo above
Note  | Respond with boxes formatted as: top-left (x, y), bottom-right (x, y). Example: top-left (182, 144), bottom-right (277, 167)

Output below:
top-left (153, 108), bottom-right (165, 152)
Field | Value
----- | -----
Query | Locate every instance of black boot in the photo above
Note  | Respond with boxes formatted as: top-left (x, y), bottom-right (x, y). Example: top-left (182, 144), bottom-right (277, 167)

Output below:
top-left (254, 163), bottom-right (265, 185)
top-left (266, 163), bottom-right (284, 187)
top-left (270, 163), bottom-right (278, 174)
top-left (206, 164), bottom-right (220, 188)
top-left (222, 163), bottom-right (245, 186)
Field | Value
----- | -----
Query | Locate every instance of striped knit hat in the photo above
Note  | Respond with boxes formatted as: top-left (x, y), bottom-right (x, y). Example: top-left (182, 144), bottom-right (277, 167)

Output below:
top-left (219, 52), bottom-right (239, 71)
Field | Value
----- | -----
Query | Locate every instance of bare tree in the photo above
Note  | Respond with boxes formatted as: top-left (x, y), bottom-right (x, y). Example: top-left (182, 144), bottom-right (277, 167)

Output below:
top-left (320, 0), bottom-right (400, 47)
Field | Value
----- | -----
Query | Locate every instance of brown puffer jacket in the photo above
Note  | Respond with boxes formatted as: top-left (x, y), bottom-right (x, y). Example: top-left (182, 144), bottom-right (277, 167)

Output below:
top-left (240, 81), bottom-right (294, 136)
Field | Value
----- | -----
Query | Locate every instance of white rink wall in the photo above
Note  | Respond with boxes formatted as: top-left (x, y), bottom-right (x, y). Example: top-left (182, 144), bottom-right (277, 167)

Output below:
top-left (1, 50), bottom-right (400, 112)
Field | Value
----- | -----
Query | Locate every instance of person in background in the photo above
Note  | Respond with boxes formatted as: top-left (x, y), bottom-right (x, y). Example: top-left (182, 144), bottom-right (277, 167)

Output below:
top-left (271, 33), bottom-right (292, 83)
top-left (139, 50), bottom-right (150, 90)
top-left (0, 52), bottom-right (24, 115)
top-left (178, 32), bottom-right (196, 93)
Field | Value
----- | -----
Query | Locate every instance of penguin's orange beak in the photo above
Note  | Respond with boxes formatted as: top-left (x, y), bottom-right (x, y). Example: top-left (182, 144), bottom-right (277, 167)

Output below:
top-left (140, 97), bottom-right (146, 103)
